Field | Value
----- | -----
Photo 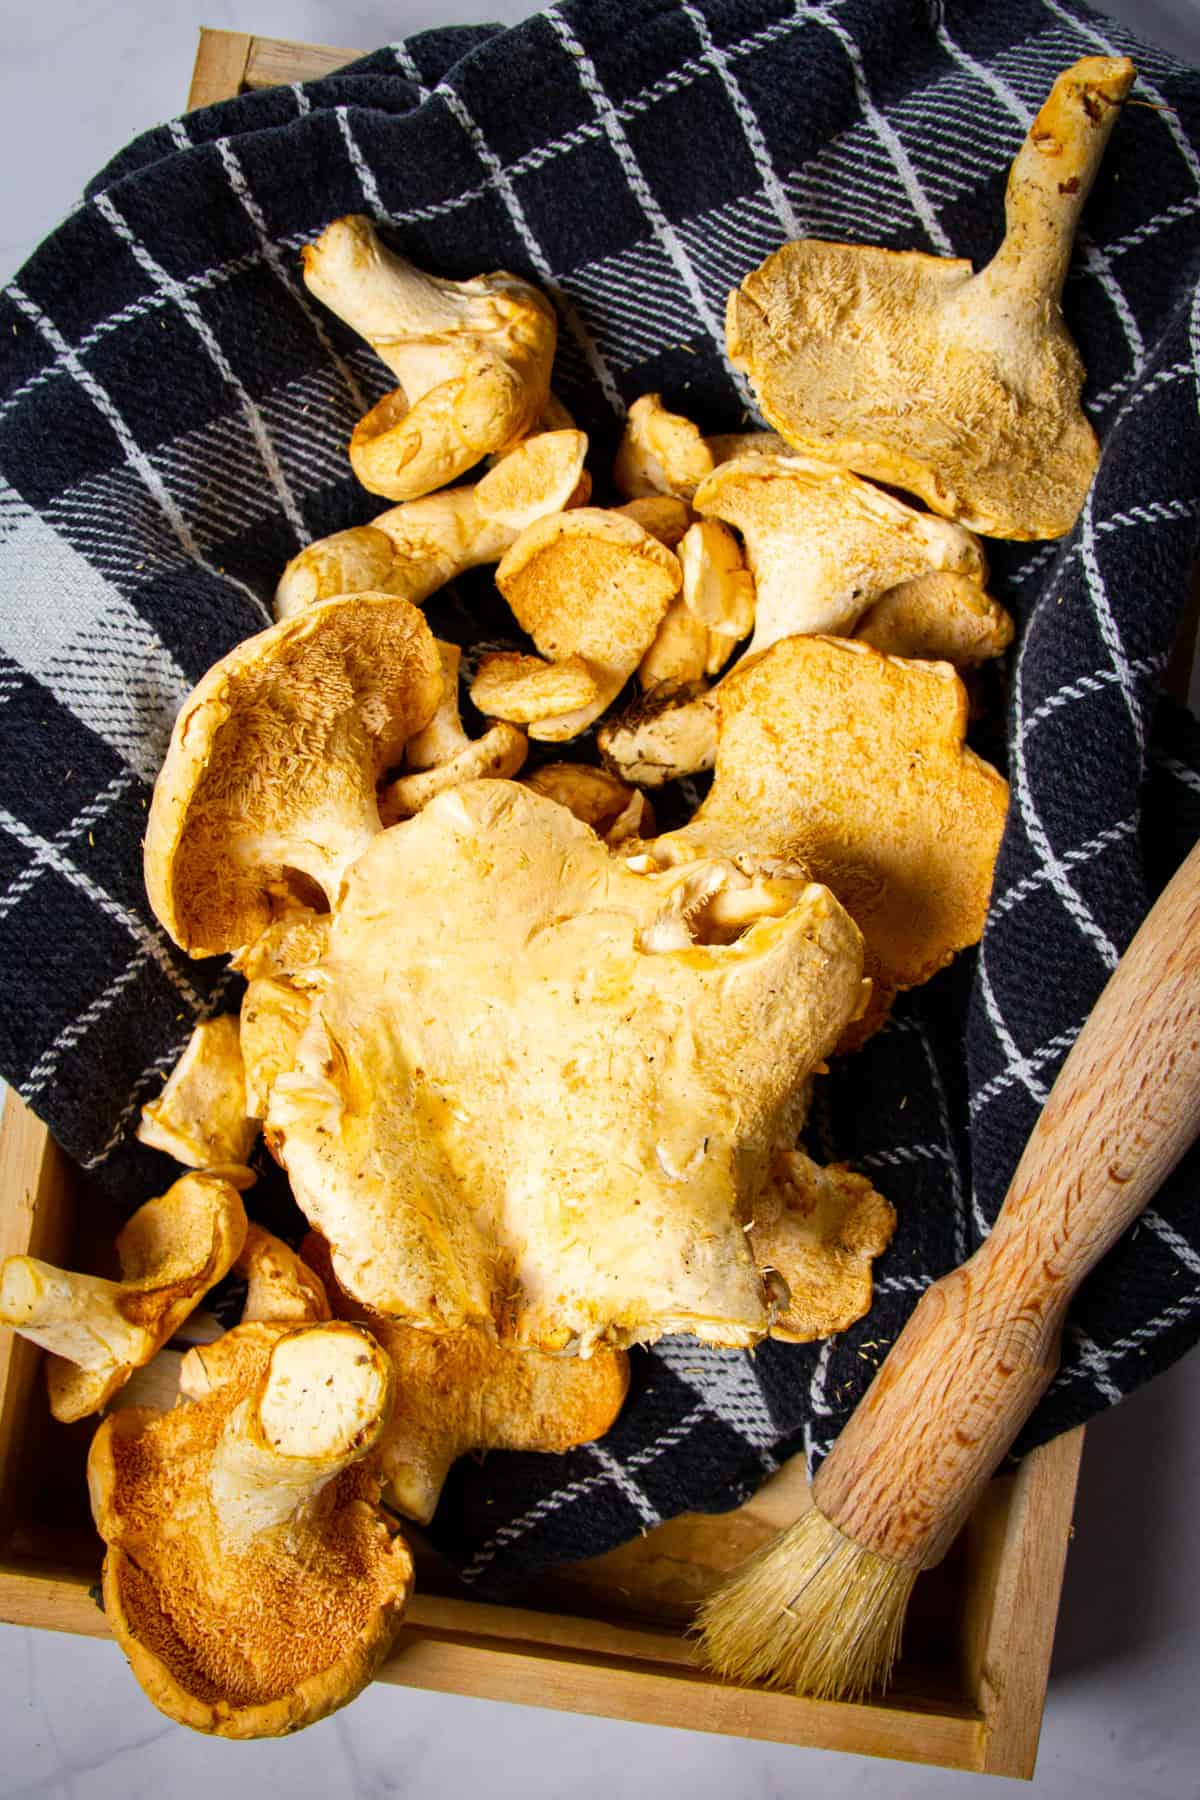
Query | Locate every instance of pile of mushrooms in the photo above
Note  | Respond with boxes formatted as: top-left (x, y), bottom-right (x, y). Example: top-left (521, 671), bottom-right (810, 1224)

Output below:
top-left (0, 53), bottom-right (1132, 1737)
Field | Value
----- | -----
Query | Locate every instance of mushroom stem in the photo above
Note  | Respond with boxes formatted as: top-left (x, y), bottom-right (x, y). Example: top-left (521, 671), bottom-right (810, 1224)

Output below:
top-left (0, 1260), bottom-right (147, 1369)
top-left (205, 1324), bottom-right (394, 1549)
top-left (977, 57), bottom-right (1135, 303)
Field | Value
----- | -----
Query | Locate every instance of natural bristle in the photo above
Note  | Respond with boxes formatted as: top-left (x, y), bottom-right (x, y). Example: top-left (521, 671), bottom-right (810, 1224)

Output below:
top-left (694, 1506), bottom-right (917, 1701)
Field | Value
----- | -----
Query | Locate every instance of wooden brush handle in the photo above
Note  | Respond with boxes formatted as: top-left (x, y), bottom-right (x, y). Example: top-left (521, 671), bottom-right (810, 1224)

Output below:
top-left (814, 841), bottom-right (1200, 1570)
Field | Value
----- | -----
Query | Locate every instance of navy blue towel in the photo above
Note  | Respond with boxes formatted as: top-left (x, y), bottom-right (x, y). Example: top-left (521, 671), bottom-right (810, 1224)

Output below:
top-left (1, 0), bottom-right (1199, 1595)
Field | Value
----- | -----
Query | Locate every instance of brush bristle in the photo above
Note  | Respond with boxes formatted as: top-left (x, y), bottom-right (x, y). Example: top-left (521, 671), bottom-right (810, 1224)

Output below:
top-left (694, 1505), bottom-right (917, 1701)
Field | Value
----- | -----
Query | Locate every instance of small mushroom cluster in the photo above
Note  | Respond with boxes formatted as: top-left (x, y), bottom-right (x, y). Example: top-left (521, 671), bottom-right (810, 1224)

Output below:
top-left (3, 53), bottom-right (1132, 1739)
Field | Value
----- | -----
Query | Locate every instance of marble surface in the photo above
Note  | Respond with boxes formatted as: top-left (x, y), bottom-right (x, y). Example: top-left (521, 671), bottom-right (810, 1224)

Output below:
top-left (3, 0), bottom-right (1200, 1793)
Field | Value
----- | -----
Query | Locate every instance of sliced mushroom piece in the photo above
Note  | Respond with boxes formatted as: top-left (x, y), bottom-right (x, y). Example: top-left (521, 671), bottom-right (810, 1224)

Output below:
top-left (236, 1224), bottom-right (331, 1324)
top-left (305, 1233), bottom-right (629, 1524)
top-left (727, 58), bottom-right (1135, 539)
top-left (381, 640), bottom-right (526, 821)
top-left (523, 762), bottom-right (656, 845)
top-left (694, 454), bottom-right (986, 645)
top-left (138, 1015), bottom-right (258, 1168)
top-left (268, 780), bottom-right (866, 1349)
top-left (0, 1170), bottom-right (249, 1421)
top-left (274, 431), bottom-right (588, 620)
top-left (302, 214), bottom-right (556, 501)
top-left (638, 600), bottom-right (717, 692)
top-left (614, 393), bottom-right (715, 500)
top-left (753, 1150), bottom-right (897, 1342)
top-left (492, 509), bottom-right (682, 742)
top-left (145, 594), bottom-right (442, 956)
top-left (853, 572), bottom-right (1014, 668)
top-left (704, 430), bottom-right (789, 463)
top-left (653, 635), bottom-right (1009, 1002)
top-left (89, 1320), bottom-right (411, 1737)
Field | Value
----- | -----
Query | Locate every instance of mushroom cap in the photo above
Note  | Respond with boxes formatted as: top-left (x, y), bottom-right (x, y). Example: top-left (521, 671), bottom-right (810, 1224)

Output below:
top-left (236, 1225), bottom-right (331, 1324)
top-left (267, 780), bottom-right (865, 1351)
top-left (305, 1232), bottom-right (630, 1525)
top-left (2, 1169), bottom-right (249, 1422)
top-left (89, 1320), bottom-right (412, 1738)
top-left (853, 571), bottom-right (1014, 668)
top-left (470, 652), bottom-right (603, 725)
top-left (524, 763), bottom-right (656, 844)
top-left (694, 454), bottom-right (986, 644)
top-left (616, 495), bottom-right (693, 549)
top-left (726, 59), bottom-right (1135, 538)
top-left (613, 393), bottom-right (715, 500)
top-left (241, 978), bottom-right (314, 1122)
top-left (664, 635), bottom-right (1009, 994)
top-left (138, 1014), bottom-right (258, 1169)
top-left (638, 598), bottom-right (714, 691)
top-left (274, 527), bottom-right (398, 620)
top-left (303, 216), bottom-right (557, 503)
top-left (495, 508), bottom-right (681, 741)
top-left (752, 1150), bottom-right (896, 1342)
top-left (145, 594), bottom-right (442, 957)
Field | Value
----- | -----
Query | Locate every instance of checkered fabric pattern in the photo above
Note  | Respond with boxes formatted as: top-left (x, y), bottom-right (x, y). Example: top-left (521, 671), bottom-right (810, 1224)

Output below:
top-left (1, 0), bottom-right (1199, 1596)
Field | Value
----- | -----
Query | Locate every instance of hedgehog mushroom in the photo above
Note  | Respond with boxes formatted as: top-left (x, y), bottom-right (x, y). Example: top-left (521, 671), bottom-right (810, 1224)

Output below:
top-left (144, 594), bottom-right (442, 956)
top-left (236, 1225), bottom-right (331, 1325)
top-left (381, 641), bottom-right (526, 821)
top-left (302, 214), bottom-right (556, 501)
top-left (235, 914), bottom-right (331, 1124)
top-left (0, 1170), bottom-right (249, 1421)
top-left (602, 454), bottom-right (986, 783)
top-left (727, 58), bottom-right (1135, 539)
top-left (274, 430), bottom-right (588, 619)
top-left (614, 393), bottom-right (715, 500)
top-left (752, 1150), bottom-right (896, 1342)
top-left (853, 572), bottom-right (1014, 668)
top-left (648, 635), bottom-right (1009, 1021)
top-left (305, 1233), bottom-right (629, 1525)
top-left (477, 510), bottom-right (682, 741)
top-left (138, 1014), bottom-right (258, 1168)
top-left (88, 1320), bottom-right (411, 1737)
top-left (523, 762), bottom-right (655, 845)
top-left (268, 780), bottom-right (866, 1348)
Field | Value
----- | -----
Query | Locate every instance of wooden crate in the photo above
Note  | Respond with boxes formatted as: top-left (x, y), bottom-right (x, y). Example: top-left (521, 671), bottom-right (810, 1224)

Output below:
top-left (0, 25), bottom-right (1087, 1778)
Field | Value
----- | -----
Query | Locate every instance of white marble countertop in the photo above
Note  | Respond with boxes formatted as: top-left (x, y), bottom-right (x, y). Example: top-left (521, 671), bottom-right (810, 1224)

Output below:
top-left (3, 1), bottom-right (1200, 1793)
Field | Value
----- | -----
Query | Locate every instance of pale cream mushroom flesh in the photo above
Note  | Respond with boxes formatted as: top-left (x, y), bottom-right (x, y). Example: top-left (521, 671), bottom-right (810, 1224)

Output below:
top-left (144, 594), bottom-right (442, 956)
top-left (88, 1320), bottom-right (411, 1738)
top-left (648, 635), bottom-right (1009, 1013)
top-left (523, 762), bottom-right (655, 844)
top-left (302, 214), bottom-right (556, 500)
top-left (614, 392), bottom-right (715, 500)
top-left (487, 508), bottom-right (682, 741)
top-left (752, 1150), bottom-right (897, 1343)
top-left (268, 781), bottom-right (866, 1349)
top-left (603, 452), bottom-right (986, 783)
top-left (138, 1014), bottom-right (258, 1168)
top-left (236, 914), bottom-right (331, 1124)
top-left (853, 571), bottom-right (1014, 668)
top-left (0, 1170), bottom-right (249, 1421)
top-left (726, 58), bottom-right (1136, 538)
top-left (235, 1224), bottom-right (331, 1325)
top-left (273, 430), bottom-right (588, 619)
top-left (380, 640), bottom-right (527, 820)
top-left (305, 1232), bottom-right (630, 1525)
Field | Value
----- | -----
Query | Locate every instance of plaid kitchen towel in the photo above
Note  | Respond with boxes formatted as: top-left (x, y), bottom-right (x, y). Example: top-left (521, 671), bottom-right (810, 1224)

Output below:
top-left (2, 0), bottom-right (1199, 1597)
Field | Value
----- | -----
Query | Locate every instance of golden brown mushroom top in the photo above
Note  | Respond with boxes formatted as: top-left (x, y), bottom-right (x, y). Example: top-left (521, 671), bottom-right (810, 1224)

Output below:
top-left (88, 1319), bottom-right (411, 1738)
top-left (267, 779), bottom-right (865, 1351)
top-left (302, 214), bottom-right (556, 500)
top-left (0, 1169), bottom-right (249, 1421)
top-left (144, 594), bottom-right (442, 957)
top-left (726, 58), bottom-right (1135, 538)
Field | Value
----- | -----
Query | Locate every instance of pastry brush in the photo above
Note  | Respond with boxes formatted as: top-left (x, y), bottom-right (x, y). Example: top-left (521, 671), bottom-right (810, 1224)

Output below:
top-left (697, 839), bottom-right (1200, 1699)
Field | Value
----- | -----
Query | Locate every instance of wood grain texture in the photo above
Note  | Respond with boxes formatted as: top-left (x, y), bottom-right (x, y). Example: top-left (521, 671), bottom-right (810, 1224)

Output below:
top-left (961, 1428), bottom-right (1084, 1777)
top-left (244, 36), bottom-right (357, 90)
top-left (186, 30), bottom-right (254, 109)
top-left (817, 841), bottom-right (1200, 1567)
